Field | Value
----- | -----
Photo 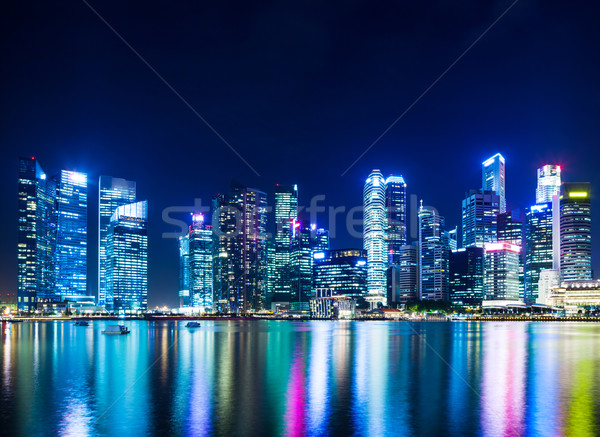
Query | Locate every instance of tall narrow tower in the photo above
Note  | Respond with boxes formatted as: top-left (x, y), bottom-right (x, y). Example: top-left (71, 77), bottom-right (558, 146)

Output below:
top-left (482, 153), bottom-right (506, 213)
top-left (536, 165), bottom-right (561, 204)
top-left (363, 170), bottom-right (387, 296)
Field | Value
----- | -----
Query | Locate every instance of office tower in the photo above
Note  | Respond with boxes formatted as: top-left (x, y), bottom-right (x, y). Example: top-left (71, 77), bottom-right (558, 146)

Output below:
top-left (313, 249), bottom-right (367, 297)
top-left (188, 213), bottom-right (213, 310)
top-left (17, 157), bottom-right (56, 311)
top-left (498, 210), bottom-right (525, 299)
top-left (461, 190), bottom-right (500, 248)
top-left (484, 242), bottom-right (521, 301)
top-left (107, 201), bottom-right (148, 312)
top-left (385, 175), bottom-right (407, 264)
top-left (387, 244), bottom-right (418, 304)
top-left (525, 203), bottom-right (554, 304)
top-left (212, 181), bottom-right (268, 313)
top-left (55, 170), bottom-right (88, 300)
top-left (449, 247), bottom-right (485, 305)
top-left (266, 239), bottom-right (276, 300)
top-left (98, 176), bottom-right (136, 307)
top-left (560, 183), bottom-right (592, 281)
top-left (313, 227), bottom-right (330, 252)
top-left (536, 165), bottom-right (561, 204)
top-left (178, 233), bottom-right (190, 308)
top-left (536, 269), bottom-right (560, 305)
top-left (482, 153), bottom-right (506, 213)
top-left (289, 220), bottom-right (313, 312)
top-left (447, 227), bottom-right (458, 252)
top-left (418, 204), bottom-right (450, 301)
top-left (274, 184), bottom-right (298, 300)
top-left (363, 170), bottom-right (388, 296)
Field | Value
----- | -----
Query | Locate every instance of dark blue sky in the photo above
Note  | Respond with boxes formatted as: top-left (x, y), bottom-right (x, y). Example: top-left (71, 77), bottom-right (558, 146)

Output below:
top-left (1, 1), bottom-right (599, 306)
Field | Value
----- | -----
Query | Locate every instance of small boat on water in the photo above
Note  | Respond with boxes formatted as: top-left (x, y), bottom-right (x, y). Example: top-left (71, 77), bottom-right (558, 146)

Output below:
top-left (102, 325), bottom-right (130, 335)
top-left (75, 321), bottom-right (90, 326)
top-left (186, 321), bottom-right (201, 328)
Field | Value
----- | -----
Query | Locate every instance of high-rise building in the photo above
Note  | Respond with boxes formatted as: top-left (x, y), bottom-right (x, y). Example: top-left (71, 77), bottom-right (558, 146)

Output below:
top-left (461, 189), bottom-right (500, 248)
top-left (212, 181), bottom-right (268, 313)
top-left (313, 227), bottom-right (330, 252)
top-left (447, 227), bottom-right (458, 252)
top-left (107, 201), bottom-right (148, 312)
top-left (289, 220), bottom-right (313, 312)
top-left (536, 165), bottom-right (562, 204)
top-left (313, 249), bottom-right (367, 298)
top-left (498, 210), bottom-right (525, 299)
top-left (525, 203), bottom-right (554, 304)
top-left (98, 176), bottom-right (136, 307)
top-left (266, 239), bottom-right (276, 301)
top-left (363, 170), bottom-right (387, 296)
top-left (387, 244), bottom-right (418, 304)
top-left (55, 170), bottom-right (88, 300)
top-left (484, 242), bottom-right (521, 301)
top-left (449, 247), bottom-right (485, 305)
top-left (17, 157), bottom-right (56, 311)
top-left (188, 213), bottom-right (213, 310)
top-left (536, 269), bottom-right (560, 305)
top-left (482, 153), bottom-right (506, 213)
top-left (560, 182), bottom-right (592, 281)
top-left (418, 204), bottom-right (450, 301)
top-left (178, 233), bottom-right (190, 308)
top-left (385, 175), bottom-right (407, 264)
top-left (274, 184), bottom-right (298, 300)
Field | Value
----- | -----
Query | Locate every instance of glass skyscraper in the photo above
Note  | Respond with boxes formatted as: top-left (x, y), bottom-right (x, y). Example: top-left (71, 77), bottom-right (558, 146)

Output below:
top-left (385, 175), bottom-right (407, 264)
top-left (525, 202), bottom-right (554, 304)
top-left (55, 170), bottom-right (88, 299)
top-left (461, 189), bottom-right (500, 248)
top-left (449, 247), bottom-right (485, 305)
top-left (289, 220), bottom-right (313, 312)
top-left (484, 242), bottom-right (521, 301)
top-left (98, 176), bottom-right (136, 307)
top-left (482, 153), bottom-right (506, 213)
top-left (274, 184), bottom-right (298, 301)
top-left (313, 249), bottom-right (367, 298)
top-left (363, 170), bottom-right (387, 296)
top-left (188, 213), bottom-right (213, 310)
top-left (559, 182), bottom-right (592, 281)
top-left (387, 244), bottom-right (418, 304)
top-left (17, 157), bottom-right (56, 311)
top-left (536, 165), bottom-right (561, 204)
top-left (178, 234), bottom-right (190, 308)
top-left (107, 201), bottom-right (148, 312)
top-left (418, 204), bottom-right (450, 301)
top-left (498, 210), bottom-right (525, 299)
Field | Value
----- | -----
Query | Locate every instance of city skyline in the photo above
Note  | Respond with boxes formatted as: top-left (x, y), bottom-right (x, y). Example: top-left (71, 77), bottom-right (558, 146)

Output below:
top-left (2, 1), bottom-right (600, 307)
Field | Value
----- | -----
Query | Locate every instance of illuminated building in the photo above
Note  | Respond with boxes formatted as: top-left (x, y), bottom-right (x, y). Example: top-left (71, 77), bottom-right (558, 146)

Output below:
top-left (536, 269), bottom-right (560, 305)
top-left (418, 203), bottom-right (450, 301)
top-left (55, 170), bottom-right (88, 300)
top-left (546, 280), bottom-right (600, 309)
top-left (274, 184), bottom-right (298, 301)
top-left (313, 227), bottom-right (330, 252)
top-left (447, 227), bottom-right (458, 252)
top-left (188, 213), bottom-right (213, 310)
top-left (98, 176), bottom-right (136, 307)
top-left (17, 157), bottom-right (56, 311)
top-left (482, 153), bottom-right (506, 213)
top-left (212, 181), bottom-right (268, 313)
top-left (536, 165), bottom-right (561, 204)
top-left (107, 201), bottom-right (148, 312)
top-left (385, 175), bottom-right (407, 264)
top-left (484, 242), bottom-right (521, 301)
top-left (449, 247), bottom-right (485, 305)
top-left (178, 233), bottom-right (190, 307)
top-left (387, 244), bottom-right (418, 304)
top-left (313, 249), bottom-right (367, 298)
top-left (266, 239), bottom-right (275, 300)
top-left (498, 210), bottom-right (525, 299)
top-left (559, 183), bottom-right (592, 281)
top-left (310, 288), bottom-right (356, 319)
top-left (290, 220), bottom-right (313, 313)
top-left (363, 170), bottom-right (387, 297)
top-left (461, 189), bottom-right (500, 248)
top-left (525, 203), bottom-right (554, 304)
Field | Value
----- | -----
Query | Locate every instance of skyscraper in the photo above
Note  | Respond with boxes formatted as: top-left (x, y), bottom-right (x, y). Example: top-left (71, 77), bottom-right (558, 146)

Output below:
top-left (55, 170), bottom-right (88, 300)
top-left (387, 244), bottom-right (418, 304)
top-left (498, 210), bottom-right (525, 299)
top-left (17, 157), bottom-right (56, 311)
top-left (98, 176), bottom-right (136, 307)
top-left (385, 175), bottom-right (407, 264)
top-left (484, 242), bottom-right (521, 301)
top-left (290, 220), bottom-right (313, 312)
top-left (274, 184), bottom-right (298, 300)
top-left (560, 182), bottom-right (592, 281)
top-left (212, 181), bottom-right (268, 313)
top-left (536, 165), bottom-right (561, 204)
top-left (418, 204), bottom-right (450, 301)
top-left (363, 170), bottom-right (387, 296)
top-left (525, 203), bottom-right (554, 304)
top-left (178, 233), bottom-right (190, 308)
top-left (449, 247), bottom-right (485, 305)
top-left (188, 213), bottom-right (213, 310)
top-left (461, 190), bottom-right (500, 248)
top-left (107, 201), bottom-right (148, 312)
top-left (313, 249), bottom-right (367, 298)
top-left (482, 153), bottom-right (506, 213)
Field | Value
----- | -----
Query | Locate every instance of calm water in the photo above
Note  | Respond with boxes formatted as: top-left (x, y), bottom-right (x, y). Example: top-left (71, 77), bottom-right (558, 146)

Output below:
top-left (2, 321), bottom-right (600, 436)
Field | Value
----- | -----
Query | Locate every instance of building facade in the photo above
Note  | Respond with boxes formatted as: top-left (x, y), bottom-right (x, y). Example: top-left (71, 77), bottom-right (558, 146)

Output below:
top-left (188, 213), bottom-right (213, 310)
top-left (461, 189), bottom-right (500, 248)
top-left (363, 170), bottom-right (388, 296)
top-left (525, 203), bottom-right (554, 304)
top-left (560, 182), bottom-right (592, 282)
top-left (536, 164), bottom-right (561, 204)
top-left (385, 175), bottom-right (407, 264)
top-left (449, 247), bottom-right (485, 305)
top-left (418, 204), bottom-right (450, 301)
top-left (274, 184), bottom-right (298, 301)
top-left (482, 153), bottom-right (506, 213)
top-left (484, 242), bottom-right (521, 301)
top-left (313, 249), bottom-right (367, 298)
top-left (387, 244), bottom-right (418, 304)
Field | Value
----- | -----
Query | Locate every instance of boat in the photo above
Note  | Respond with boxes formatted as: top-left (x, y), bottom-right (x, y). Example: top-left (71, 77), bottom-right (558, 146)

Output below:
top-left (75, 320), bottom-right (90, 326)
top-left (186, 321), bottom-right (201, 328)
top-left (102, 325), bottom-right (130, 335)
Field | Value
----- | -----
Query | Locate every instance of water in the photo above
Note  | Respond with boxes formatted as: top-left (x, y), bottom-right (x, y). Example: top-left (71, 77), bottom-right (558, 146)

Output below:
top-left (2, 320), bottom-right (600, 436)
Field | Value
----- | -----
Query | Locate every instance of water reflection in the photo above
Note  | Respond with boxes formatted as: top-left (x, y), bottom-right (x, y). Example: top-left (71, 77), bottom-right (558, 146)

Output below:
top-left (2, 321), bottom-right (600, 436)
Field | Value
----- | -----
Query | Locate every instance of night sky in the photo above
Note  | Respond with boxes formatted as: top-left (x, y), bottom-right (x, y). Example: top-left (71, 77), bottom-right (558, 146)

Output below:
top-left (1, 1), bottom-right (599, 307)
